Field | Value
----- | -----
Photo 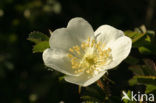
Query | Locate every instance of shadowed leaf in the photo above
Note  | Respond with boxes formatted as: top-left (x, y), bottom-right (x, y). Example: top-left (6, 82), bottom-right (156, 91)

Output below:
top-left (28, 31), bottom-right (49, 44)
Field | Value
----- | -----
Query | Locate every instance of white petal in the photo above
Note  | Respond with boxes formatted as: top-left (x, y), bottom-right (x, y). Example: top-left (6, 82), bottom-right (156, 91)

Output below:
top-left (49, 17), bottom-right (94, 51)
top-left (64, 71), bottom-right (107, 87)
top-left (67, 17), bottom-right (94, 40)
top-left (42, 48), bottom-right (78, 76)
top-left (104, 36), bottom-right (132, 70)
top-left (95, 25), bottom-right (124, 45)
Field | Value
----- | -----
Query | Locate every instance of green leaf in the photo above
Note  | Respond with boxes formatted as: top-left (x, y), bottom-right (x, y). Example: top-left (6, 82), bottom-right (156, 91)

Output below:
top-left (145, 84), bottom-right (156, 93)
top-left (124, 31), bottom-right (139, 38)
top-left (128, 59), bottom-right (156, 76)
top-left (129, 58), bottom-right (156, 93)
top-left (124, 30), bottom-right (145, 43)
top-left (129, 76), bottom-right (156, 86)
top-left (33, 41), bottom-right (49, 53)
top-left (132, 34), bottom-right (149, 48)
top-left (129, 76), bottom-right (138, 86)
top-left (28, 31), bottom-right (49, 44)
top-left (125, 29), bottom-right (156, 54)
top-left (138, 46), bottom-right (152, 54)
top-left (132, 33), bottom-right (145, 43)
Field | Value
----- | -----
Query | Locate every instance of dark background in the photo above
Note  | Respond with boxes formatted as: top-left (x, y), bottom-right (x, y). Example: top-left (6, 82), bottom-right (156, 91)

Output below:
top-left (0, 0), bottom-right (156, 103)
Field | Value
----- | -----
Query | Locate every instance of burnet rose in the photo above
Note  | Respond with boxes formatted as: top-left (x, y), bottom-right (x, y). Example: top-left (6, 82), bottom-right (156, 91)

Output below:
top-left (43, 17), bottom-right (132, 87)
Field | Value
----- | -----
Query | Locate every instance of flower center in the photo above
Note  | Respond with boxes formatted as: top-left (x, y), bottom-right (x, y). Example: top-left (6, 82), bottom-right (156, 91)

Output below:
top-left (67, 37), bottom-right (112, 76)
top-left (86, 56), bottom-right (95, 65)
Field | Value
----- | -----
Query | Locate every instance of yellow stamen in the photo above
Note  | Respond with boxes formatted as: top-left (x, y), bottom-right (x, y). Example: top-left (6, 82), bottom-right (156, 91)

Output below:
top-left (68, 54), bottom-right (73, 58)
top-left (69, 48), bottom-right (74, 53)
top-left (67, 37), bottom-right (112, 76)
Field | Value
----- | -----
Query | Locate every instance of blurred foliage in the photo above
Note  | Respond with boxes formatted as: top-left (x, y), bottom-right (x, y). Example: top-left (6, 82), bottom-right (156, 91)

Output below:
top-left (1, 0), bottom-right (156, 103)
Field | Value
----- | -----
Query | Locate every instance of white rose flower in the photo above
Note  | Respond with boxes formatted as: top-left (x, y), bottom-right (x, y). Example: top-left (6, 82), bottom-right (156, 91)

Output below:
top-left (43, 17), bottom-right (132, 87)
